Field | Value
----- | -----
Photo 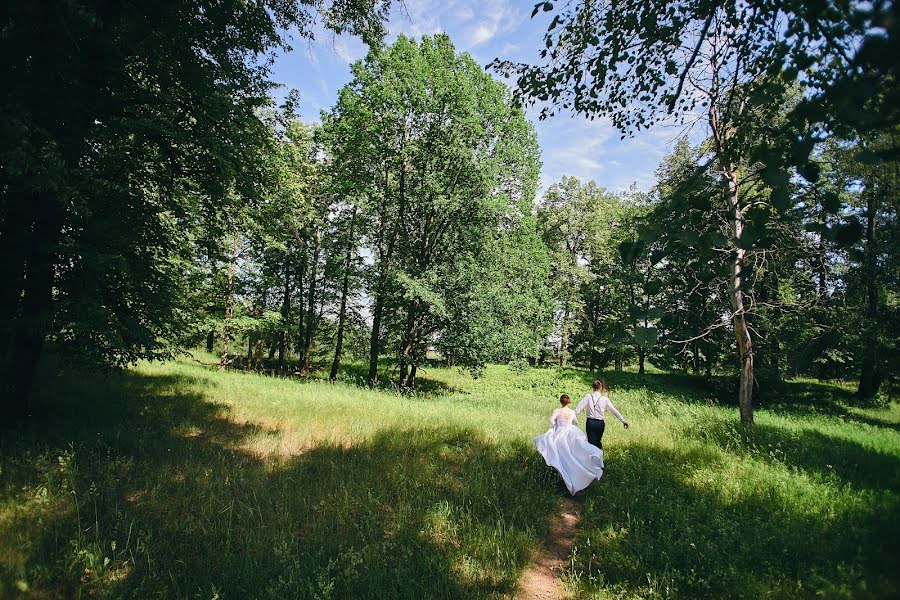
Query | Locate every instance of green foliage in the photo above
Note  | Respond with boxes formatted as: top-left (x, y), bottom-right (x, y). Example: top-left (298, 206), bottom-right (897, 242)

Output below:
top-left (496, 1), bottom-right (897, 144)
top-left (323, 34), bottom-right (550, 382)
top-left (0, 0), bottom-right (393, 417)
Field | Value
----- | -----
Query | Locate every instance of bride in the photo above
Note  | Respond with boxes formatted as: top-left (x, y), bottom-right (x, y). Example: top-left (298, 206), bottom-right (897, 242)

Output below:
top-left (534, 394), bottom-right (604, 495)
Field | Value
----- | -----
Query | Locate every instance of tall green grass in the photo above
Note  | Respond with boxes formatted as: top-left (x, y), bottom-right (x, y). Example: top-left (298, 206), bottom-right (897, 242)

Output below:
top-left (1, 355), bottom-right (897, 598)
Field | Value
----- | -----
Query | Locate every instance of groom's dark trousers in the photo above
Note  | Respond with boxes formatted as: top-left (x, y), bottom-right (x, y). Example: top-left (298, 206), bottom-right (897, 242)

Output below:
top-left (586, 418), bottom-right (605, 449)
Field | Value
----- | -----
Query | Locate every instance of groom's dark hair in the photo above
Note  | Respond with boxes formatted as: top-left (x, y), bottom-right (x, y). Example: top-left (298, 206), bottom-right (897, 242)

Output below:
top-left (592, 379), bottom-right (609, 393)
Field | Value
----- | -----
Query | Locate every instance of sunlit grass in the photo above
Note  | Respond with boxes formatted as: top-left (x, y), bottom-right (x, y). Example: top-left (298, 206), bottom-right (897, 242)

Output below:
top-left (1, 354), bottom-right (897, 598)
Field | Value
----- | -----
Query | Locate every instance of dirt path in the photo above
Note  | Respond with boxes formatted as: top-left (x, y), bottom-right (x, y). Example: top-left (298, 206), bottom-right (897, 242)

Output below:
top-left (516, 497), bottom-right (581, 599)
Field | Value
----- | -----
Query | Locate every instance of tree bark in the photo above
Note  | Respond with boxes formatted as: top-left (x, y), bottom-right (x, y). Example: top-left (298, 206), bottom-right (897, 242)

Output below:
top-left (330, 207), bottom-right (357, 382)
top-left (368, 136), bottom-right (407, 386)
top-left (692, 343), bottom-right (700, 375)
top-left (817, 233), bottom-right (828, 298)
top-left (856, 188), bottom-right (881, 398)
top-left (295, 245), bottom-right (307, 372)
top-left (704, 345), bottom-right (713, 378)
top-left (615, 353), bottom-right (623, 371)
top-left (254, 337), bottom-right (264, 371)
top-left (724, 168), bottom-right (754, 426)
top-left (300, 227), bottom-right (321, 375)
top-left (220, 235), bottom-right (239, 371)
top-left (408, 364), bottom-right (418, 390)
top-left (0, 198), bottom-right (28, 359)
top-left (278, 258), bottom-right (292, 369)
top-left (398, 306), bottom-right (417, 389)
top-left (1, 191), bottom-right (60, 423)
top-left (367, 294), bottom-right (385, 386)
top-left (638, 346), bottom-right (646, 375)
top-left (206, 330), bottom-right (215, 353)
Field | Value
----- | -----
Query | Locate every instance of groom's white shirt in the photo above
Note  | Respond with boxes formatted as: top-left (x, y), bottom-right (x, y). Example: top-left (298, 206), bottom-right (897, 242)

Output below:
top-left (574, 392), bottom-right (626, 423)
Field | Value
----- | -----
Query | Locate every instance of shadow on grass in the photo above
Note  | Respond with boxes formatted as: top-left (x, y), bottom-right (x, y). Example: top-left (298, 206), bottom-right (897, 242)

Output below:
top-left (329, 361), bottom-right (457, 397)
top-left (847, 411), bottom-right (900, 433)
top-left (574, 442), bottom-right (899, 598)
top-left (217, 355), bottom-right (459, 398)
top-left (559, 366), bottom-right (718, 403)
top-left (683, 420), bottom-right (900, 493)
top-left (0, 365), bottom-right (554, 599)
top-left (563, 367), bottom-right (900, 428)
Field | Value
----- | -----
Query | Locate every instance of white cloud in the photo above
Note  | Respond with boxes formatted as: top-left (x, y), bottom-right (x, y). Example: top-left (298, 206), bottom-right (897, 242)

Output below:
top-left (332, 37), bottom-right (367, 64)
top-left (461, 0), bottom-right (518, 48)
top-left (468, 23), bottom-right (497, 46)
top-left (499, 41), bottom-right (519, 57)
top-left (385, 0), bottom-right (520, 49)
top-left (389, 0), bottom-right (444, 39)
top-left (452, 4), bottom-right (474, 20)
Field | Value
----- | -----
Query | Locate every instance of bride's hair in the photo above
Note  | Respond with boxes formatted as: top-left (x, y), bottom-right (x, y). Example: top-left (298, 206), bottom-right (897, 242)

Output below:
top-left (592, 379), bottom-right (610, 394)
top-left (559, 394), bottom-right (571, 406)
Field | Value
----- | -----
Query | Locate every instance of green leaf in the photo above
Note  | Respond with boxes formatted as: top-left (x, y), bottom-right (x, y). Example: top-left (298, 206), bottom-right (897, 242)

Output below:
top-left (647, 307), bottom-right (666, 320)
top-left (633, 326), bottom-right (658, 349)
top-left (644, 279), bottom-right (664, 296)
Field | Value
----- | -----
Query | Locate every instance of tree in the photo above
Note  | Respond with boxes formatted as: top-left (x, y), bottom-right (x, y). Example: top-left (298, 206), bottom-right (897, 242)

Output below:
top-left (325, 34), bottom-right (545, 388)
top-left (646, 140), bottom-right (724, 375)
top-left (492, 1), bottom-right (893, 423)
top-left (538, 177), bottom-right (607, 367)
top-left (0, 0), bottom-right (391, 422)
top-left (828, 131), bottom-right (900, 398)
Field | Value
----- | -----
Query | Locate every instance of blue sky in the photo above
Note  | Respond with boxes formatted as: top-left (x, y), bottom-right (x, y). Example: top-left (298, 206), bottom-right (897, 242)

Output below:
top-left (270, 0), bottom-right (683, 195)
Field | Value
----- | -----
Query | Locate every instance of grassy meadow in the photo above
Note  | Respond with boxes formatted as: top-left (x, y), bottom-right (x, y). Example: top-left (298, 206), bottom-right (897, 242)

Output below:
top-left (1, 355), bottom-right (898, 599)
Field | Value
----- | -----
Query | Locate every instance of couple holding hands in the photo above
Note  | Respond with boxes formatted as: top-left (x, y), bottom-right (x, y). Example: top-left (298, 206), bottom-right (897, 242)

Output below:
top-left (534, 378), bottom-right (630, 495)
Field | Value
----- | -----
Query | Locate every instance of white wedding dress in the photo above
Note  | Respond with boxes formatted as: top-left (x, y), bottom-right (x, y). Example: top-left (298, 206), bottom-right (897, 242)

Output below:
top-left (534, 407), bottom-right (604, 495)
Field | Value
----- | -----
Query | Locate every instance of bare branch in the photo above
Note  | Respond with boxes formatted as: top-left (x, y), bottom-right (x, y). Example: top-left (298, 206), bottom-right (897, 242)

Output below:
top-left (670, 320), bottom-right (730, 344)
top-left (669, 10), bottom-right (716, 114)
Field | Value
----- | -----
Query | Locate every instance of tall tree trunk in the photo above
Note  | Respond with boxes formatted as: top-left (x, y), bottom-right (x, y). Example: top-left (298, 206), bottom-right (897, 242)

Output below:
top-left (300, 227), bottom-right (321, 374)
top-left (368, 140), bottom-right (407, 387)
top-left (246, 334), bottom-right (254, 371)
top-left (206, 330), bottom-right (215, 353)
top-left (638, 346), bottom-right (645, 375)
top-left (724, 168), bottom-right (754, 425)
top-left (0, 198), bottom-right (28, 359)
top-left (220, 235), bottom-right (239, 371)
top-left (559, 306), bottom-right (569, 367)
top-left (331, 207), bottom-right (357, 382)
top-left (254, 338), bottom-right (264, 371)
top-left (278, 259), bottom-right (291, 369)
top-left (817, 233), bottom-right (828, 297)
top-left (857, 189), bottom-right (881, 398)
top-left (615, 352), bottom-right (623, 371)
top-left (1, 192), bottom-right (60, 423)
top-left (398, 306), bottom-right (417, 389)
top-left (408, 364), bottom-right (418, 390)
top-left (692, 343), bottom-right (700, 375)
top-left (367, 295), bottom-right (385, 386)
top-left (704, 345), bottom-right (713, 378)
top-left (294, 246), bottom-right (307, 372)
top-left (268, 337), bottom-right (277, 361)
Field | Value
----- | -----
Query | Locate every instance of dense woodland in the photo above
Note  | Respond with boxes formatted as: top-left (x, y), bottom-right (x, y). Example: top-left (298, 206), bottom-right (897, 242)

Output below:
top-left (2, 0), bottom-right (898, 427)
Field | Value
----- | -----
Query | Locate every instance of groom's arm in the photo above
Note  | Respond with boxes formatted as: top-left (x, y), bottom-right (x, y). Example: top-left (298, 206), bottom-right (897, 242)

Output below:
top-left (573, 395), bottom-right (589, 415)
top-left (607, 399), bottom-right (628, 426)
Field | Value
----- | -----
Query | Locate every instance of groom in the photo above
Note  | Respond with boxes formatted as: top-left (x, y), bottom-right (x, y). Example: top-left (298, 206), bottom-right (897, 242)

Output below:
top-left (574, 379), bottom-right (629, 450)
